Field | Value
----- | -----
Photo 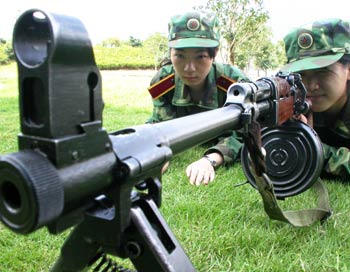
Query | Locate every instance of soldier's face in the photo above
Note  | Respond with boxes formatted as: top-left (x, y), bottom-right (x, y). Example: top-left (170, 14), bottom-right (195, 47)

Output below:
top-left (300, 62), bottom-right (350, 114)
top-left (170, 48), bottom-right (214, 89)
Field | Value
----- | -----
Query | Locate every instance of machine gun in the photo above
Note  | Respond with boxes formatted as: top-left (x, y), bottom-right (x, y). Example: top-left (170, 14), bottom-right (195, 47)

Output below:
top-left (0, 9), bottom-right (330, 272)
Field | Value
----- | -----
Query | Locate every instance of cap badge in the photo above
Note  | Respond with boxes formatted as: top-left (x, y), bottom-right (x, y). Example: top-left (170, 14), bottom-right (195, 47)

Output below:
top-left (187, 18), bottom-right (200, 31)
top-left (297, 32), bottom-right (314, 49)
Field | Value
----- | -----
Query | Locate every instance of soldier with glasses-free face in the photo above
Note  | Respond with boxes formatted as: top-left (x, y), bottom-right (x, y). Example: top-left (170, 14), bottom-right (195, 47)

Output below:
top-left (147, 10), bottom-right (250, 185)
top-left (281, 18), bottom-right (350, 179)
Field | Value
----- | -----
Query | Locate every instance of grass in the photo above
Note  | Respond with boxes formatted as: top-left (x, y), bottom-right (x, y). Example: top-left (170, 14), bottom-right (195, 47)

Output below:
top-left (1, 63), bottom-right (350, 271)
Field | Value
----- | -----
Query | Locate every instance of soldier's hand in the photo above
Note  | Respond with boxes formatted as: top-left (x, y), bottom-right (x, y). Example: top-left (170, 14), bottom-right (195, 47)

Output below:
top-left (161, 161), bottom-right (170, 174)
top-left (295, 113), bottom-right (314, 127)
top-left (185, 158), bottom-right (215, 186)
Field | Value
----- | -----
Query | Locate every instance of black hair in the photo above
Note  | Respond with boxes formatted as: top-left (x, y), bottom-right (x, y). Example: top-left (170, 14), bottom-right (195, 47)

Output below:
top-left (207, 47), bottom-right (217, 58)
top-left (338, 54), bottom-right (350, 65)
top-left (159, 57), bottom-right (172, 68)
top-left (339, 55), bottom-right (350, 92)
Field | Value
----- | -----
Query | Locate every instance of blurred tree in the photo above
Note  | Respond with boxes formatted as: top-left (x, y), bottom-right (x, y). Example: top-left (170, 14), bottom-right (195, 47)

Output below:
top-left (128, 36), bottom-right (142, 47)
top-left (143, 32), bottom-right (168, 69)
top-left (0, 40), bottom-right (14, 64)
top-left (275, 39), bottom-right (287, 67)
top-left (101, 37), bottom-right (121, 48)
top-left (202, 0), bottom-right (269, 68)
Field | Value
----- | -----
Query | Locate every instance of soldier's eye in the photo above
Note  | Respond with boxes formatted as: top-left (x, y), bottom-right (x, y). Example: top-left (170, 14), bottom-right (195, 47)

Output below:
top-left (175, 54), bottom-right (184, 59)
top-left (197, 54), bottom-right (209, 60)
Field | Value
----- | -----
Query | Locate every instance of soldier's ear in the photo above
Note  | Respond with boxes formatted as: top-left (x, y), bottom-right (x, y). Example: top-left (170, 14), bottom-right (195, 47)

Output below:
top-left (346, 63), bottom-right (350, 81)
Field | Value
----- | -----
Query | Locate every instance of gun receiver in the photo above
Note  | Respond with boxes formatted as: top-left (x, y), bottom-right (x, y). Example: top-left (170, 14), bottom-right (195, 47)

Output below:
top-left (0, 9), bottom-right (325, 272)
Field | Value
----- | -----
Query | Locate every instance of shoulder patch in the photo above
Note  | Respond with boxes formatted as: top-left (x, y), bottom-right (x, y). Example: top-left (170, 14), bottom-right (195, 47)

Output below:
top-left (216, 75), bottom-right (237, 92)
top-left (148, 73), bottom-right (175, 99)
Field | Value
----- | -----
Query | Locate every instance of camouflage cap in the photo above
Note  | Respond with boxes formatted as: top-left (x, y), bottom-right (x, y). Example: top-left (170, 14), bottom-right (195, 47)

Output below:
top-left (168, 11), bottom-right (220, 48)
top-left (281, 18), bottom-right (350, 72)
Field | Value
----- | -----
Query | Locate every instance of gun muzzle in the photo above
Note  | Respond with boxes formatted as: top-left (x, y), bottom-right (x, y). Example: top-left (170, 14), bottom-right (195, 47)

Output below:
top-left (0, 151), bottom-right (63, 234)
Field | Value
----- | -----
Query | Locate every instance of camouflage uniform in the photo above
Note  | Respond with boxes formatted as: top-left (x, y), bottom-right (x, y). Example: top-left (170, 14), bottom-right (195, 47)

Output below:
top-left (281, 18), bottom-right (350, 179)
top-left (147, 11), bottom-right (250, 164)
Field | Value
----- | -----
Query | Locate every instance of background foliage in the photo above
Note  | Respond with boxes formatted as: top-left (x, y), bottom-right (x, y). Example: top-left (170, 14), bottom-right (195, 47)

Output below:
top-left (0, 39), bottom-right (14, 65)
top-left (0, 0), bottom-right (286, 74)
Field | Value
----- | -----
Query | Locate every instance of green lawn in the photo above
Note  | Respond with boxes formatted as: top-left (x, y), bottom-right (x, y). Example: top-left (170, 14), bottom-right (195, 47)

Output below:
top-left (1, 63), bottom-right (350, 271)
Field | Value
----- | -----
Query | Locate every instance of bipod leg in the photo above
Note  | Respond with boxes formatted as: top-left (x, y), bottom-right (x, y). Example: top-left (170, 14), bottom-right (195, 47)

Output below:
top-left (125, 197), bottom-right (196, 272)
top-left (50, 223), bottom-right (100, 272)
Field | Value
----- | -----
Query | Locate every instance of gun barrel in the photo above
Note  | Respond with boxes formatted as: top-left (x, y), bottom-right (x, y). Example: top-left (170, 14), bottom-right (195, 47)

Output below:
top-left (109, 100), bottom-right (272, 182)
top-left (154, 104), bottom-right (242, 154)
top-left (154, 101), bottom-right (271, 154)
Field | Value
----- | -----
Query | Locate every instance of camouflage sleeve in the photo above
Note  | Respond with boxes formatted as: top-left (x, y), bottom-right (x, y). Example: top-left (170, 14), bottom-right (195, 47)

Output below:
top-left (146, 95), bottom-right (176, 123)
top-left (322, 143), bottom-right (350, 179)
top-left (221, 63), bottom-right (251, 82)
top-left (231, 67), bottom-right (250, 82)
top-left (204, 131), bottom-right (243, 165)
top-left (200, 64), bottom-right (248, 164)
